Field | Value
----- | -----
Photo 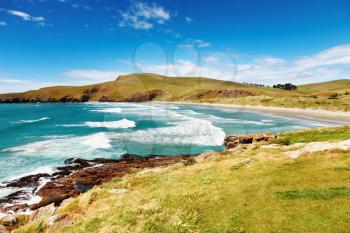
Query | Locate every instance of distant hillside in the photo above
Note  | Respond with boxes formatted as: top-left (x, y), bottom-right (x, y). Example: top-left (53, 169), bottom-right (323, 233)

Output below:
top-left (1, 74), bottom-right (349, 111)
top-left (0, 73), bottom-right (290, 103)
top-left (297, 79), bottom-right (350, 95)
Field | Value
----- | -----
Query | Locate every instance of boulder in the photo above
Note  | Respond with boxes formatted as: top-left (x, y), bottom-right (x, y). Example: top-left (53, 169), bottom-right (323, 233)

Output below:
top-left (124, 90), bottom-right (166, 102)
top-left (29, 203), bottom-right (57, 222)
top-left (0, 225), bottom-right (9, 233)
top-left (0, 214), bottom-right (17, 226)
top-left (47, 214), bottom-right (74, 227)
top-left (224, 133), bottom-right (276, 149)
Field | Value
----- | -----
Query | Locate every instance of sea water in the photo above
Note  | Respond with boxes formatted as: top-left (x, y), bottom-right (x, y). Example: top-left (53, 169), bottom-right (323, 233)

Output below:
top-left (0, 103), bottom-right (335, 184)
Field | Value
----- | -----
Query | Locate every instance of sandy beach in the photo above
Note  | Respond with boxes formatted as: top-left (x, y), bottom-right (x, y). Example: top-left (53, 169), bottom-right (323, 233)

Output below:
top-left (155, 101), bottom-right (350, 124)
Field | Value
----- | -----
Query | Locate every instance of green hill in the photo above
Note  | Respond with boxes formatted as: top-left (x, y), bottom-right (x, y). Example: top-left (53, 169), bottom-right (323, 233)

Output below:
top-left (1, 74), bottom-right (350, 111)
top-left (0, 73), bottom-right (292, 103)
top-left (297, 79), bottom-right (350, 95)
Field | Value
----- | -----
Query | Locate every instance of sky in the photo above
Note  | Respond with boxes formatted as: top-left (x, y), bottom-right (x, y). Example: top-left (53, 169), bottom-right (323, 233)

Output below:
top-left (0, 0), bottom-right (350, 93)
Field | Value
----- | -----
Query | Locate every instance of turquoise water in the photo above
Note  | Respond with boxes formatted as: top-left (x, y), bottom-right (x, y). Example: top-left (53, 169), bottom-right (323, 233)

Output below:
top-left (0, 103), bottom-right (334, 183)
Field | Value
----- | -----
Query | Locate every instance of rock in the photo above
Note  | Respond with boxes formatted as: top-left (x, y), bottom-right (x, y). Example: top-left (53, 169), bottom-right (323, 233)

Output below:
top-left (109, 189), bottom-right (128, 194)
top-left (98, 96), bottom-right (116, 102)
top-left (1, 154), bottom-right (197, 214)
top-left (124, 90), bottom-right (166, 102)
top-left (0, 214), bottom-right (17, 226)
top-left (29, 203), bottom-right (57, 222)
top-left (0, 225), bottom-right (9, 233)
top-left (224, 133), bottom-right (276, 149)
top-left (4, 173), bottom-right (51, 188)
top-left (56, 198), bottom-right (75, 214)
top-left (187, 89), bottom-right (256, 100)
top-left (47, 214), bottom-right (74, 226)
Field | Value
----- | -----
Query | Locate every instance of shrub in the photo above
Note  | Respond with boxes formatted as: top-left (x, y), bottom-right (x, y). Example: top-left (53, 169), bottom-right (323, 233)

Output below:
top-left (276, 137), bottom-right (291, 146)
top-left (183, 158), bottom-right (197, 166)
top-left (328, 93), bottom-right (339, 99)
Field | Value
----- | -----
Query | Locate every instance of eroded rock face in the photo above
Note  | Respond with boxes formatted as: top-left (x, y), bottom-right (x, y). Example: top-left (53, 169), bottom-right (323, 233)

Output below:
top-left (187, 89), bottom-right (257, 100)
top-left (124, 90), bottom-right (166, 102)
top-left (0, 95), bottom-right (91, 103)
top-left (224, 133), bottom-right (276, 149)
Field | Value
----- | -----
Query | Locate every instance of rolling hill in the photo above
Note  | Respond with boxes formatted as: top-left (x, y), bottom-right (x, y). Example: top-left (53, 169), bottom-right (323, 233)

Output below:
top-left (0, 74), bottom-right (349, 111)
top-left (0, 73), bottom-right (293, 103)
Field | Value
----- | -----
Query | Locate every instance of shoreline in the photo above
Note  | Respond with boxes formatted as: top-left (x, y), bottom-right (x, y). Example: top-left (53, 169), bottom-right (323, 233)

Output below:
top-left (154, 101), bottom-right (350, 125)
top-left (0, 154), bottom-right (196, 215)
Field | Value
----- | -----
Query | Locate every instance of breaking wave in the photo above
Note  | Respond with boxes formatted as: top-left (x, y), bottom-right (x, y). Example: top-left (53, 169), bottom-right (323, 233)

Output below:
top-left (14, 117), bottom-right (50, 123)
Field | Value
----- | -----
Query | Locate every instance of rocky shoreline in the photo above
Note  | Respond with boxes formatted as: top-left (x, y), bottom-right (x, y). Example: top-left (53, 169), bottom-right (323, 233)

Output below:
top-left (0, 154), bottom-right (196, 215)
top-left (0, 133), bottom-right (276, 231)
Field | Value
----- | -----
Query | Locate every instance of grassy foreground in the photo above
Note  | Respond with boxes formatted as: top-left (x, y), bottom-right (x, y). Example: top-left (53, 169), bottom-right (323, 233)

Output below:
top-left (15, 126), bottom-right (350, 233)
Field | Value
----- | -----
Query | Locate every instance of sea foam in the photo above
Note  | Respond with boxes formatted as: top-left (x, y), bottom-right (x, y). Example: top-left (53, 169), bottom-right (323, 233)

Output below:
top-left (61, 119), bottom-right (136, 129)
top-left (14, 117), bottom-right (50, 123)
top-left (91, 108), bottom-right (122, 113)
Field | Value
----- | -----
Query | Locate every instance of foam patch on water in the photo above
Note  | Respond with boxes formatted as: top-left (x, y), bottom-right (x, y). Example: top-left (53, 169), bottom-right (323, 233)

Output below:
top-left (13, 117), bottom-right (50, 123)
top-left (61, 119), bottom-right (136, 129)
top-left (91, 108), bottom-right (122, 113)
top-left (7, 166), bottom-right (55, 181)
top-left (112, 118), bottom-right (226, 146)
top-left (81, 132), bottom-right (112, 149)
top-left (3, 132), bottom-right (113, 157)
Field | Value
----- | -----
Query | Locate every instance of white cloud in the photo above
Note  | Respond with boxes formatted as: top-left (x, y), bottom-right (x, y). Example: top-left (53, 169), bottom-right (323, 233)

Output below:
top-left (185, 16), bottom-right (192, 23)
top-left (187, 39), bottom-right (211, 48)
top-left (129, 44), bottom-right (350, 85)
top-left (0, 21), bottom-right (7, 26)
top-left (254, 56), bottom-right (285, 65)
top-left (2, 9), bottom-right (45, 25)
top-left (62, 69), bottom-right (125, 83)
top-left (119, 2), bottom-right (171, 30)
top-left (0, 78), bottom-right (30, 84)
top-left (295, 44), bottom-right (350, 69)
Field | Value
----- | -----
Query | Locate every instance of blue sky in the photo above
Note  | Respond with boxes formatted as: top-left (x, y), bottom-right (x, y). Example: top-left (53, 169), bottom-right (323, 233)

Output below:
top-left (0, 0), bottom-right (350, 93)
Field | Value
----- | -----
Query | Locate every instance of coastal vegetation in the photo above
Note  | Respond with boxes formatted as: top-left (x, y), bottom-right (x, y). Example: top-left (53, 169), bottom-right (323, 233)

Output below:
top-left (13, 126), bottom-right (350, 233)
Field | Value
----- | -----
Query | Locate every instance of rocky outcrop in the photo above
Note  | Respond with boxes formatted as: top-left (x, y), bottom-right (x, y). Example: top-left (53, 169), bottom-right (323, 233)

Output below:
top-left (98, 96), bottom-right (117, 102)
top-left (0, 95), bottom-right (91, 103)
top-left (187, 89), bottom-right (257, 100)
top-left (123, 90), bottom-right (166, 102)
top-left (224, 133), bottom-right (276, 149)
top-left (0, 154), bottom-right (196, 214)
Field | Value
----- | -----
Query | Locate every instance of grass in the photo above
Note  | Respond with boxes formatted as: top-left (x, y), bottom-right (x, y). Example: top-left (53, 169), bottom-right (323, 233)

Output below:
top-left (276, 126), bottom-right (350, 145)
top-left (277, 187), bottom-right (350, 200)
top-left (14, 127), bottom-right (350, 233)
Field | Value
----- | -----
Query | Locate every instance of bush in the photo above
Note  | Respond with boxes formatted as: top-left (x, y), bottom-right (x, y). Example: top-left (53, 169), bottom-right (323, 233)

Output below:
top-left (345, 91), bottom-right (350, 95)
top-left (328, 93), bottom-right (339, 99)
top-left (276, 137), bottom-right (291, 146)
top-left (183, 158), bottom-right (197, 166)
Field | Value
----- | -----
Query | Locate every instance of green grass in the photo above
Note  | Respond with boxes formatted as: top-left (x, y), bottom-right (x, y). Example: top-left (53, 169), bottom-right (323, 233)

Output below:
top-left (296, 79), bottom-right (350, 95)
top-left (276, 126), bottom-right (350, 145)
top-left (15, 127), bottom-right (350, 233)
top-left (277, 187), bottom-right (350, 200)
top-left (334, 166), bottom-right (350, 171)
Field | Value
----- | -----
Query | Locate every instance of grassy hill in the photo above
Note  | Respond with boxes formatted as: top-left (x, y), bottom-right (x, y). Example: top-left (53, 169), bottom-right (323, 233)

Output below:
top-left (1, 73), bottom-right (350, 111)
top-left (297, 79), bottom-right (350, 95)
top-left (15, 126), bottom-right (350, 233)
top-left (0, 73), bottom-right (292, 102)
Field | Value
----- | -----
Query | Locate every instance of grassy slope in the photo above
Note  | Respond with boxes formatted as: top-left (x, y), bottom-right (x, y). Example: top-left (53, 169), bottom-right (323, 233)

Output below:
top-left (297, 79), bottom-right (350, 95)
top-left (0, 73), bottom-right (291, 101)
top-left (1, 74), bottom-right (350, 110)
top-left (16, 127), bottom-right (350, 233)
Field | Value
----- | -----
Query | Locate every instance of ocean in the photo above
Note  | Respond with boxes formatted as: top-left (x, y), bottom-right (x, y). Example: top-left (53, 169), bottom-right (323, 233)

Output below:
top-left (0, 102), bottom-right (334, 185)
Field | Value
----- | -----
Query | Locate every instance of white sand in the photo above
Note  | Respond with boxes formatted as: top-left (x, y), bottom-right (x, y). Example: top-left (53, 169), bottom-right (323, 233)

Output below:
top-left (154, 101), bottom-right (350, 124)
